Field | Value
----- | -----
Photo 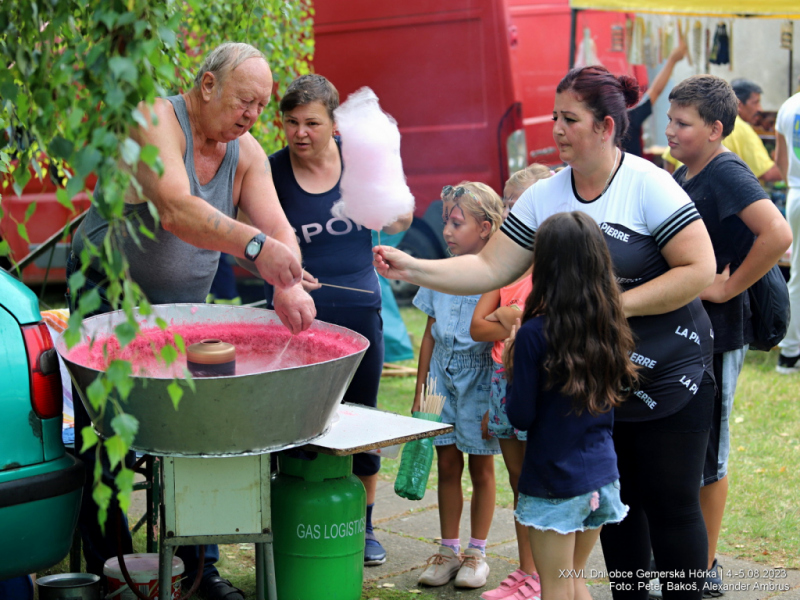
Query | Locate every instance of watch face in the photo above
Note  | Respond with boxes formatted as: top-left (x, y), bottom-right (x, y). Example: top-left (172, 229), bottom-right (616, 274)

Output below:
top-left (246, 240), bottom-right (260, 258)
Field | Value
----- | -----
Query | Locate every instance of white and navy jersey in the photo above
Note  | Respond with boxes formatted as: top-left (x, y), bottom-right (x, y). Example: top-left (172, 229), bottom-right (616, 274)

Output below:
top-left (501, 153), bottom-right (714, 422)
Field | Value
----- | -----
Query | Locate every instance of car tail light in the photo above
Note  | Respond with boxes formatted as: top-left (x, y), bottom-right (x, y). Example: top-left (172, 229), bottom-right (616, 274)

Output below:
top-left (22, 322), bottom-right (63, 419)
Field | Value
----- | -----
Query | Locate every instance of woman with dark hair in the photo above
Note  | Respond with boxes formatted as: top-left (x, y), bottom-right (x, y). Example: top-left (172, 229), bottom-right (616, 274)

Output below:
top-left (241, 74), bottom-right (412, 566)
top-left (374, 65), bottom-right (716, 599)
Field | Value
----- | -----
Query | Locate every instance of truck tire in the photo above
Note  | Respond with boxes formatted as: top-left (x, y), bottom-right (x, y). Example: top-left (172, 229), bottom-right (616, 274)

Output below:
top-left (389, 224), bottom-right (444, 306)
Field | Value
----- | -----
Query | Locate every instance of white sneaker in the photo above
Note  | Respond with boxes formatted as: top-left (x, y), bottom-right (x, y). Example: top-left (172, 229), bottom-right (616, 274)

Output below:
top-left (455, 547), bottom-right (490, 588)
top-left (418, 545), bottom-right (463, 586)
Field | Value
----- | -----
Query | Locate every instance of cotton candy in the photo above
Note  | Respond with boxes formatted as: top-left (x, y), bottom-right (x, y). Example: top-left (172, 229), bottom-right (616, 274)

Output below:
top-left (332, 87), bottom-right (415, 230)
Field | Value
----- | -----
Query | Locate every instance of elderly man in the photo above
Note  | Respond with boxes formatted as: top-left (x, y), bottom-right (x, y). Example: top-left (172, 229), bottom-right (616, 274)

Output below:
top-left (724, 78), bottom-right (783, 182)
top-left (69, 43), bottom-right (315, 600)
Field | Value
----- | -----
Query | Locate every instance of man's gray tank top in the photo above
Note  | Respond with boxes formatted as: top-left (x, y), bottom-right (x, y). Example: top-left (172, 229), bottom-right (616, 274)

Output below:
top-left (73, 95), bottom-right (239, 304)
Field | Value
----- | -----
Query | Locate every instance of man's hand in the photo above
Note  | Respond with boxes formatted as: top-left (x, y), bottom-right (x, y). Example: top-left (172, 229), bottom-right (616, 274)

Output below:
top-left (699, 265), bottom-right (732, 304)
top-left (273, 284), bottom-right (316, 334)
top-left (300, 270), bottom-right (322, 293)
top-left (255, 237), bottom-right (303, 289)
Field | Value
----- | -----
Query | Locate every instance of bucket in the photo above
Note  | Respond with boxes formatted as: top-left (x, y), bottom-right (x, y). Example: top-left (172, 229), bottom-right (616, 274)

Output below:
top-left (103, 554), bottom-right (184, 600)
top-left (37, 573), bottom-right (101, 600)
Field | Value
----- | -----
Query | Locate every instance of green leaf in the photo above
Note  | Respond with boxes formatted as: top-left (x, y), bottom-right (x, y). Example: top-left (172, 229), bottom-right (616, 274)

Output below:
top-left (155, 317), bottom-right (168, 330)
top-left (108, 56), bottom-right (137, 84)
top-left (107, 360), bottom-right (134, 401)
top-left (111, 412), bottom-right (139, 446)
top-left (73, 146), bottom-right (102, 180)
top-left (131, 109), bottom-right (148, 129)
top-left (49, 136), bottom-right (74, 160)
top-left (157, 25), bottom-right (177, 47)
top-left (105, 85), bottom-right (125, 110)
top-left (68, 270), bottom-right (87, 293)
top-left (174, 333), bottom-right (186, 354)
top-left (140, 144), bottom-right (159, 167)
top-left (78, 287), bottom-right (102, 315)
top-left (80, 426), bottom-right (99, 453)
top-left (167, 380), bottom-right (183, 410)
top-left (67, 108), bottom-right (85, 132)
top-left (0, 71), bottom-right (18, 104)
top-left (92, 482), bottom-right (113, 534)
top-left (17, 222), bottom-right (29, 243)
top-left (65, 175), bottom-right (85, 202)
top-left (115, 467), bottom-right (136, 513)
top-left (86, 378), bottom-right (108, 411)
top-left (120, 137), bottom-right (140, 166)
top-left (0, 239), bottom-right (10, 257)
top-left (105, 435), bottom-right (127, 471)
top-left (114, 321), bottom-right (137, 349)
top-left (63, 311), bottom-right (83, 348)
top-left (24, 201), bottom-right (36, 221)
top-left (160, 344), bottom-right (178, 366)
top-left (56, 188), bottom-right (76, 212)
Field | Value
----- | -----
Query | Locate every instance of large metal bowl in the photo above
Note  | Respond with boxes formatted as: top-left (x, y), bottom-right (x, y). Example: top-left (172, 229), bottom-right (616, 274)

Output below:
top-left (57, 304), bottom-right (368, 457)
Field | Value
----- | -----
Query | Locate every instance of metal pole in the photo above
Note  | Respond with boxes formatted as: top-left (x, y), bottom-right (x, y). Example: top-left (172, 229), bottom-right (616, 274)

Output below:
top-left (266, 540), bottom-right (278, 600)
top-left (255, 543), bottom-right (265, 600)
top-left (158, 516), bottom-right (173, 600)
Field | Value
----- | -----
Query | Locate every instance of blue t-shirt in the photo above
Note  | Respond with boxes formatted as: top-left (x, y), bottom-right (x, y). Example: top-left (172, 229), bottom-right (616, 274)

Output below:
top-left (507, 316), bottom-right (619, 499)
top-left (265, 141), bottom-right (380, 309)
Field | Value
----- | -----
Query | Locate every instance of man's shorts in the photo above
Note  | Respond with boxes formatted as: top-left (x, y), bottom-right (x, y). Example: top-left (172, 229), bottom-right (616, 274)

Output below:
top-left (702, 346), bottom-right (748, 486)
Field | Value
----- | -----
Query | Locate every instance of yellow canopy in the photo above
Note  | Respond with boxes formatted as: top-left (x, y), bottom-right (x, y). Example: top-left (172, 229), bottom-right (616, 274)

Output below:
top-left (569, 0), bottom-right (800, 19)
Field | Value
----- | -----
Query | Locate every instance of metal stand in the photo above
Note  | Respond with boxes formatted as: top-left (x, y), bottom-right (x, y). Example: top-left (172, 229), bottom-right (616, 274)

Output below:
top-left (157, 453), bottom-right (276, 600)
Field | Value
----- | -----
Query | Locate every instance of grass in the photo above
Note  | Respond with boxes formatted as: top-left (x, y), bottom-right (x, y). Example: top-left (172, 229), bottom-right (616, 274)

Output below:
top-left (718, 350), bottom-right (800, 568)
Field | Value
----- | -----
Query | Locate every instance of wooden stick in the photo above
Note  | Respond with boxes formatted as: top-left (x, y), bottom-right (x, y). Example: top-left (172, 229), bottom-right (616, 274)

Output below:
top-left (318, 282), bottom-right (374, 294)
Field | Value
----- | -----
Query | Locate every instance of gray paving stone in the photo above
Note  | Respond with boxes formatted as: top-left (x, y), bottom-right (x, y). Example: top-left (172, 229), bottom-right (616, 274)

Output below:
top-left (380, 501), bottom-right (517, 546)
top-left (373, 479), bottom-right (439, 522)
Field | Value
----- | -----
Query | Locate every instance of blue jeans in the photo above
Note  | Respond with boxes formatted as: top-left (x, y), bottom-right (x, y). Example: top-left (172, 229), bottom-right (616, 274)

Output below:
top-left (66, 253), bottom-right (219, 582)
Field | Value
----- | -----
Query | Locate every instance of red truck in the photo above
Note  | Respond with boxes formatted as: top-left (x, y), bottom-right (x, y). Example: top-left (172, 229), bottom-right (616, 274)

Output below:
top-left (2, 0), bottom-right (639, 291)
top-left (313, 0), bottom-right (640, 302)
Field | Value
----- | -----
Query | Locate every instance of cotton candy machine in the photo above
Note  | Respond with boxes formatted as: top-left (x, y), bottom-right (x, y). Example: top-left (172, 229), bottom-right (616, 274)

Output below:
top-left (57, 303), bottom-right (369, 457)
top-left (57, 303), bottom-right (451, 600)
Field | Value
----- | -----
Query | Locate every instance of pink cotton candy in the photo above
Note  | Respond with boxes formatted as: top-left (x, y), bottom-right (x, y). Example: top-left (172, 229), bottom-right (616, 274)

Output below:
top-left (332, 88), bottom-right (415, 230)
top-left (65, 322), bottom-right (365, 379)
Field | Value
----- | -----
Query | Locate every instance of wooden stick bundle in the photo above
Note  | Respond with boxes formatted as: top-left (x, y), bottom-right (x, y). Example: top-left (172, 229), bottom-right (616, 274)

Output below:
top-left (418, 372), bottom-right (446, 415)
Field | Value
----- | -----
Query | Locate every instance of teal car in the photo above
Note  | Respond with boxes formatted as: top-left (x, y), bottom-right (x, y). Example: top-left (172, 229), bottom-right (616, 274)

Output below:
top-left (0, 269), bottom-right (84, 579)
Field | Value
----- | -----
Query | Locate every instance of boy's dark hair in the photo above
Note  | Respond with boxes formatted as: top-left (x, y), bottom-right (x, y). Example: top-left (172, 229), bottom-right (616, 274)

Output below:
top-left (279, 74), bottom-right (340, 120)
top-left (668, 75), bottom-right (738, 137)
top-left (730, 78), bottom-right (763, 105)
top-left (505, 211), bottom-right (638, 415)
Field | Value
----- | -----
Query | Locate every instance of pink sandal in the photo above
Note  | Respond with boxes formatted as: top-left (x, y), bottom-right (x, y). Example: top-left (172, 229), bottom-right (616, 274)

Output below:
top-left (481, 569), bottom-right (540, 600)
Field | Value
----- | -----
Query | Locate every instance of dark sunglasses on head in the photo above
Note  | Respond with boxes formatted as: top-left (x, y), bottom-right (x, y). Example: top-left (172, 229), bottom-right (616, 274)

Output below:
top-left (442, 185), bottom-right (480, 203)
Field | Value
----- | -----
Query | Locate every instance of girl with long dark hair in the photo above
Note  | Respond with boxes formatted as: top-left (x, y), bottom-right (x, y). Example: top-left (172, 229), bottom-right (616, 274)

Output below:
top-left (504, 211), bottom-right (637, 600)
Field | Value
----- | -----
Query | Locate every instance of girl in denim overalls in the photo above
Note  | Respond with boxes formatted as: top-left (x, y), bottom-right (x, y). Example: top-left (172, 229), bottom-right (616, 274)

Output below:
top-left (413, 182), bottom-right (503, 590)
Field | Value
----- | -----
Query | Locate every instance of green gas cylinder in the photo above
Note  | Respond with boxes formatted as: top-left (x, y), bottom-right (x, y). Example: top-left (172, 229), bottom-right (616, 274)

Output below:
top-left (271, 452), bottom-right (366, 600)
